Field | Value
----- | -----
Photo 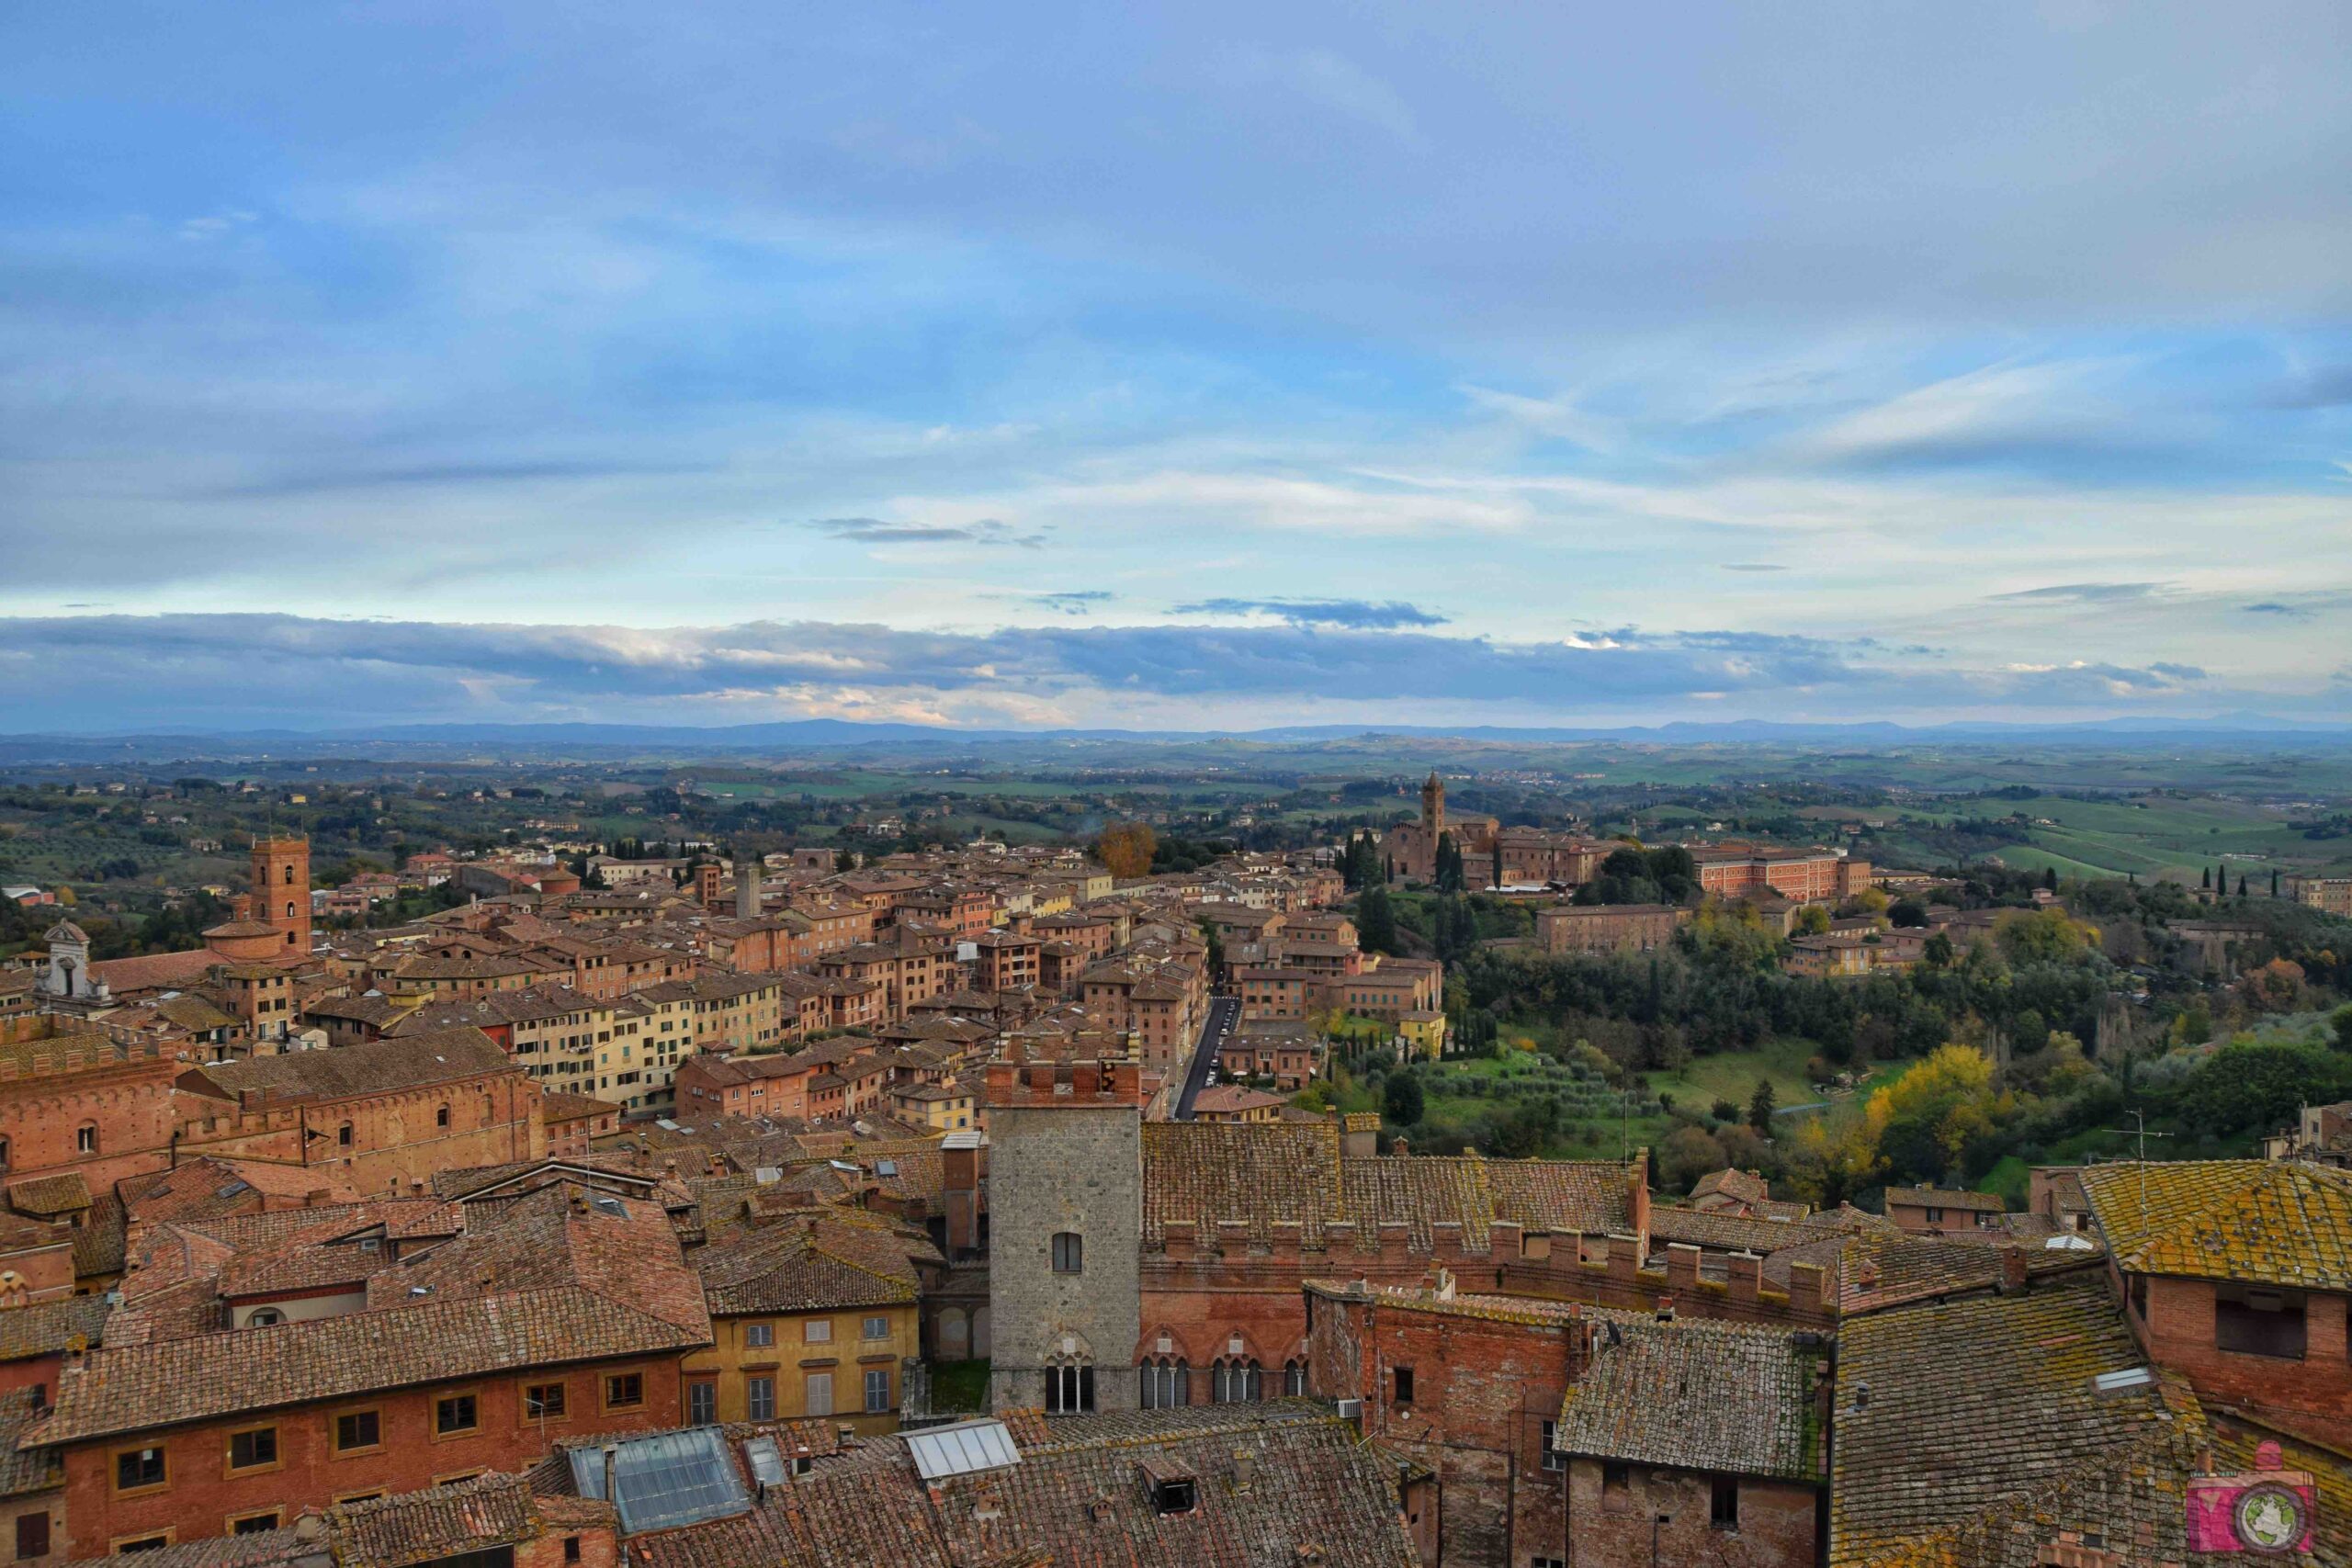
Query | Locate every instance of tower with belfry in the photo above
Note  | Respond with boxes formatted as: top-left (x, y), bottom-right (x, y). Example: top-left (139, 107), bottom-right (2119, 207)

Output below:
top-left (250, 835), bottom-right (311, 953)
top-left (1419, 771), bottom-right (1446, 841)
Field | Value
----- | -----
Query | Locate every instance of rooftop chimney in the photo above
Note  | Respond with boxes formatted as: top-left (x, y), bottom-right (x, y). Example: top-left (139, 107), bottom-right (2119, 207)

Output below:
top-left (1999, 1243), bottom-right (2028, 1292)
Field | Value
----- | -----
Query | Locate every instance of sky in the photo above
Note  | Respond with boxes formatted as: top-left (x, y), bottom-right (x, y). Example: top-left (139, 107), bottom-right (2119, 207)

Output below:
top-left (3, 2), bottom-right (2349, 732)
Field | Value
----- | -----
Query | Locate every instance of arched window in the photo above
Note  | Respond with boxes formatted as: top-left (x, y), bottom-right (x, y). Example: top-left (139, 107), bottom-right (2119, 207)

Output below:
top-left (1283, 1358), bottom-right (1308, 1397)
top-left (1139, 1358), bottom-right (1189, 1409)
top-left (435, 1104), bottom-right (451, 1128)
top-left (248, 1309), bottom-right (284, 1328)
top-left (285, 901), bottom-right (297, 919)
top-left (1050, 1232), bottom-right (1083, 1275)
top-left (337, 1122), bottom-right (354, 1148)
top-left (75, 1124), bottom-right (97, 1156)
top-left (283, 865), bottom-right (295, 885)
top-left (1045, 1359), bottom-right (1093, 1416)
top-left (1212, 1359), bottom-right (1261, 1404)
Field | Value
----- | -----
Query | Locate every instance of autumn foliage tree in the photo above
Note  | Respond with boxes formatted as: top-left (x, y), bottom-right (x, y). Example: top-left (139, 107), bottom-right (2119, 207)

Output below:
top-left (1094, 821), bottom-right (1157, 879)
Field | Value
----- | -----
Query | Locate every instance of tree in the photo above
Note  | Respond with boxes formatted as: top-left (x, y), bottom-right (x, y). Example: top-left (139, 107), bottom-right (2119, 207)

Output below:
top-left (1792, 905), bottom-right (1832, 937)
top-left (1995, 908), bottom-right (2091, 966)
top-left (1357, 886), bottom-right (1398, 954)
top-left (1435, 833), bottom-right (1464, 894)
top-left (1871, 1043), bottom-right (2003, 1183)
top-left (2272, 868), bottom-right (2281, 897)
top-left (1782, 1099), bottom-right (1886, 1209)
top-left (835, 849), bottom-right (857, 873)
top-left (1747, 1077), bottom-right (1778, 1135)
top-left (2333, 1004), bottom-right (2352, 1051)
top-left (2237, 874), bottom-right (2248, 897)
top-left (1383, 1072), bottom-right (1425, 1127)
top-left (1094, 821), bottom-right (1157, 879)
top-left (1922, 931), bottom-right (1955, 967)
top-left (1657, 1125), bottom-right (1729, 1192)
top-left (2042, 866), bottom-right (2059, 891)
top-left (2202, 866), bottom-right (2211, 889)
top-left (52, 886), bottom-right (74, 907)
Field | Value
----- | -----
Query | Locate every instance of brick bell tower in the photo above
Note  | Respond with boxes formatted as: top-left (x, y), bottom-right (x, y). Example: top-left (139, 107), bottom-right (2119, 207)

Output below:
top-left (1420, 771), bottom-right (1446, 840)
top-left (251, 835), bottom-right (311, 953)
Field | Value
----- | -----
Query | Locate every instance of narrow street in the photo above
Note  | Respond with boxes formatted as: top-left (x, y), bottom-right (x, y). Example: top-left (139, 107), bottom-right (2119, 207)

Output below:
top-left (1174, 996), bottom-right (1239, 1120)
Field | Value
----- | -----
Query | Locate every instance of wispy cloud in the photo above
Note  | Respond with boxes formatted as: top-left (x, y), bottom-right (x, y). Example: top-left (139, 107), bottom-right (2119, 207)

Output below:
top-left (1720, 562), bottom-right (1787, 573)
top-left (807, 517), bottom-right (1049, 549)
top-left (1985, 582), bottom-right (2170, 604)
top-left (1009, 590), bottom-right (1114, 615)
top-left (1170, 597), bottom-right (1449, 629)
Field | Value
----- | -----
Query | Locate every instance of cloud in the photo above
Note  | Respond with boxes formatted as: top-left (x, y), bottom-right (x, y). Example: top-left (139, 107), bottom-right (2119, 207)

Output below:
top-left (1720, 563), bottom-right (1787, 573)
top-left (1008, 591), bottom-right (1115, 615)
top-left (807, 517), bottom-right (1047, 549)
top-left (1170, 597), bottom-right (1450, 629)
top-left (2261, 366), bottom-right (2352, 410)
top-left (0, 613), bottom-right (2294, 733)
top-left (2245, 601), bottom-right (2305, 616)
top-left (1985, 582), bottom-right (2169, 604)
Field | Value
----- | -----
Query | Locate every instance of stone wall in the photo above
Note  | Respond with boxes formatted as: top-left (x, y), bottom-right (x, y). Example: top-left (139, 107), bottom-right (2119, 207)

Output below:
top-left (985, 1100), bottom-right (1142, 1414)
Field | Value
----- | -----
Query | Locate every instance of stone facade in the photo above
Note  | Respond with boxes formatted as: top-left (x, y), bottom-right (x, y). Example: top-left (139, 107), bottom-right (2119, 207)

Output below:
top-left (984, 1060), bottom-right (1145, 1416)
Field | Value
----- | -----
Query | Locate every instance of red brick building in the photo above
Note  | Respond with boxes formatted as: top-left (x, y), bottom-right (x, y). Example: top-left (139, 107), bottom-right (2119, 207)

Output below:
top-left (34, 1181), bottom-right (707, 1557)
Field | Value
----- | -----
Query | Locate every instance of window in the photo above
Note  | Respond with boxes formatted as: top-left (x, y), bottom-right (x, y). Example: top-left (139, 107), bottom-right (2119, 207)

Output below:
top-left (1924, 1207), bottom-right (1945, 1224)
top-left (0, 1137), bottom-right (9, 1172)
top-left (804, 1372), bottom-right (833, 1417)
top-left (1284, 1359), bottom-right (1307, 1397)
top-left (1151, 1475), bottom-right (1197, 1516)
top-left (745, 1321), bottom-right (775, 1348)
top-left (1213, 1359), bottom-right (1261, 1404)
top-left (114, 1446), bottom-right (166, 1492)
top-left (231, 1512), bottom-right (281, 1536)
top-left (435, 1105), bottom-right (450, 1128)
top-left (563, 1539), bottom-right (582, 1564)
top-left (865, 1369), bottom-right (890, 1413)
top-left (605, 1373), bottom-right (644, 1410)
top-left (1046, 1362), bottom-right (1093, 1415)
top-left (1601, 1461), bottom-right (1631, 1510)
top-left (16, 1512), bottom-right (49, 1561)
top-left (862, 1315), bottom-right (889, 1341)
top-left (1539, 1419), bottom-right (1566, 1472)
top-left (687, 1382), bottom-right (716, 1427)
top-left (246, 1308), bottom-right (283, 1328)
top-left (110, 1537), bottom-right (169, 1555)
top-left (227, 1427), bottom-right (277, 1472)
top-left (525, 1382), bottom-right (567, 1420)
top-left (334, 1409), bottom-right (381, 1452)
top-left (804, 1319), bottom-right (831, 1344)
top-left (1392, 1366), bottom-right (1414, 1404)
top-left (76, 1125), bottom-right (96, 1156)
top-left (1051, 1232), bottom-right (1083, 1274)
top-left (337, 1122), bottom-right (354, 1148)
top-left (2215, 1284), bottom-right (2307, 1359)
top-left (747, 1377), bottom-right (775, 1421)
top-left (1532, 1559), bottom-right (1566, 1568)
top-left (1711, 1475), bottom-right (1740, 1530)
top-left (334, 1492), bottom-right (383, 1507)
top-left (435, 1393), bottom-right (479, 1436)
top-left (1140, 1358), bottom-right (1189, 1410)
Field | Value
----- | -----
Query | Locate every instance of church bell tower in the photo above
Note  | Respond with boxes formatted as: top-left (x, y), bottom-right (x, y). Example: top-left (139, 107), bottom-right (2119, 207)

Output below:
top-left (251, 835), bottom-right (311, 953)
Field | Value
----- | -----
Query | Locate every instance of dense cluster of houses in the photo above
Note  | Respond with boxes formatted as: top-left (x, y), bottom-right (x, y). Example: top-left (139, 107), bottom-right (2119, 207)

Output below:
top-left (0, 827), bottom-right (2346, 1564)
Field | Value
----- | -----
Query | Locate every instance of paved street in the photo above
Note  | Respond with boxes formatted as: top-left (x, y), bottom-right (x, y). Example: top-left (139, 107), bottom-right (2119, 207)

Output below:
top-left (1174, 996), bottom-right (1239, 1120)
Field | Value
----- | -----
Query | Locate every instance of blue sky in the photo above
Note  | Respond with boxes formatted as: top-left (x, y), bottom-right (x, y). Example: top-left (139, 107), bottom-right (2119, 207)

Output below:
top-left (2, 2), bottom-right (2348, 730)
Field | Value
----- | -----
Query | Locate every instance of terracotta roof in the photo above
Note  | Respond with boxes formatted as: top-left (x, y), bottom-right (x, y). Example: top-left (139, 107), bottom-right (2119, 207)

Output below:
top-left (1142, 1122), bottom-right (1636, 1252)
top-left (85, 947), bottom-right (219, 995)
top-left (198, 1027), bottom-right (514, 1101)
top-left (0, 1387), bottom-right (59, 1499)
top-left (1828, 1269), bottom-right (2176, 1566)
top-left (35, 1186), bottom-right (708, 1445)
top-left (694, 1213), bottom-right (927, 1315)
top-left (0, 1292), bottom-right (110, 1363)
top-left (6, 1172), bottom-right (92, 1218)
top-left (628, 1404), bottom-right (1415, 1568)
top-left (2078, 1159), bottom-right (2352, 1290)
top-left (1555, 1317), bottom-right (1825, 1482)
top-left (1883, 1185), bottom-right (2006, 1213)
top-left (1764, 1230), bottom-right (2098, 1315)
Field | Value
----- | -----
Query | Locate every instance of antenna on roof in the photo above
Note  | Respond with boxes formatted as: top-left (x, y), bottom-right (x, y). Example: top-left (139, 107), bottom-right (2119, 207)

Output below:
top-left (2101, 1108), bottom-right (2173, 1236)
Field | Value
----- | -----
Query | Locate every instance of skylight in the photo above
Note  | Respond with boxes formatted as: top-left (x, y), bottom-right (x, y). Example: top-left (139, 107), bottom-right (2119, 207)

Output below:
top-left (569, 1428), bottom-right (752, 1534)
top-left (906, 1418), bottom-right (1023, 1482)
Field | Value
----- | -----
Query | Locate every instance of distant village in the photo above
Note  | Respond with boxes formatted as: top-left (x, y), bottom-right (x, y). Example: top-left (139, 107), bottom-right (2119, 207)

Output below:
top-left (0, 771), bottom-right (2342, 1564)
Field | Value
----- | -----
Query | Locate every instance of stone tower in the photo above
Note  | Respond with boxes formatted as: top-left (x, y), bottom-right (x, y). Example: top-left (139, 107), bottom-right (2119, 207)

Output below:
top-left (734, 846), bottom-right (761, 919)
top-left (250, 836), bottom-right (311, 953)
top-left (985, 1058), bottom-right (1145, 1416)
top-left (1420, 771), bottom-right (1446, 840)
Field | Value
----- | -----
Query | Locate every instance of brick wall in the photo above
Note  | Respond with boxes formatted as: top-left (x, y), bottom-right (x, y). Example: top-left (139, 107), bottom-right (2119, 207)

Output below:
top-left (56, 1355), bottom-right (681, 1557)
top-left (2131, 1269), bottom-right (2352, 1447)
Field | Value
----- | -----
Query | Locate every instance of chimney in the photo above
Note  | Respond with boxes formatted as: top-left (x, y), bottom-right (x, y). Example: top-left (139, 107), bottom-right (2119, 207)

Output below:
top-left (1654, 1295), bottom-right (1675, 1324)
top-left (1393, 1135), bottom-right (1410, 1158)
top-left (1999, 1243), bottom-right (2028, 1292)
